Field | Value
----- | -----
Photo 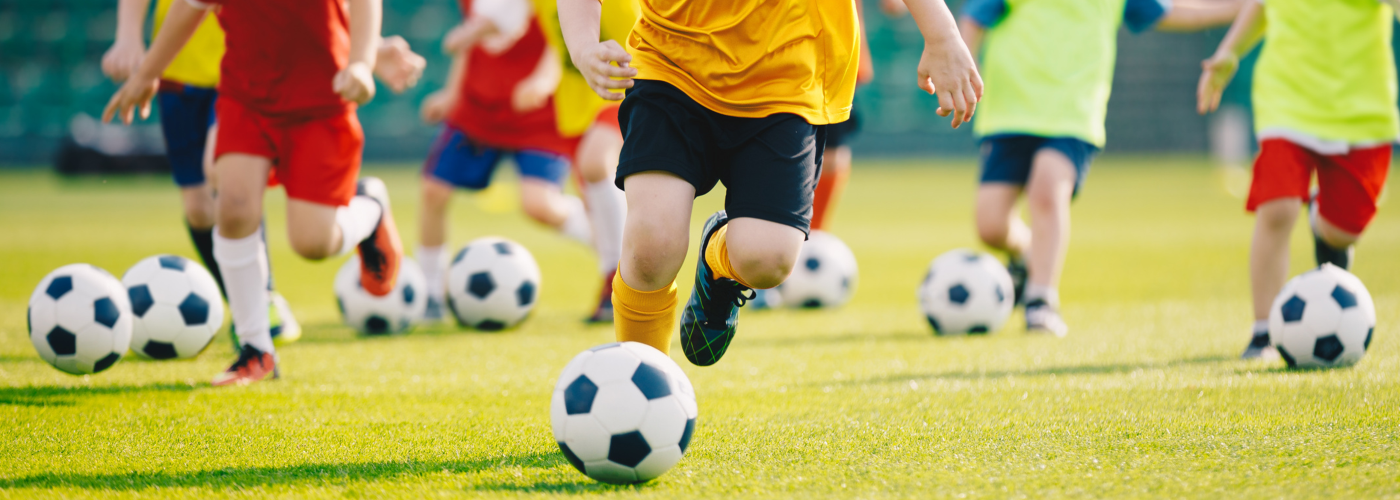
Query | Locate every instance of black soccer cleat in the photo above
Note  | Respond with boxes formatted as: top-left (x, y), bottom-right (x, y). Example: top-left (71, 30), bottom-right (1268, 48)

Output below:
top-left (1006, 256), bottom-right (1028, 306)
top-left (680, 211), bottom-right (754, 366)
top-left (1240, 331), bottom-right (1277, 360)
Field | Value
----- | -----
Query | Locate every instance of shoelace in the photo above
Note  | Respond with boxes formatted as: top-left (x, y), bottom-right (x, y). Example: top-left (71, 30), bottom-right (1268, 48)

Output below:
top-left (703, 278), bottom-right (755, 328)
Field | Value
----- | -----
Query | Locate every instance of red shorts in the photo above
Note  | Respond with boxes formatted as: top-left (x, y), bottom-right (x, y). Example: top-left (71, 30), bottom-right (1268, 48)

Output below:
top-left (1247, 138), bottom-right (1392, 234)
top-left (213, 97), bottom-right (363, 207)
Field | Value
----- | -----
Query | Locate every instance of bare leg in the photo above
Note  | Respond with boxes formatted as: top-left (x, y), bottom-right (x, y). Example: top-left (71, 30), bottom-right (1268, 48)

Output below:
top-left (215, 154), bottom-right (271, 240)
top-left (181, 184), bottom-right (217, 229)
top-left (975, 183), bottom-right (1029, 255)
top-left (1314, 216), bottom-right (1360, 249)
top-left (722, 218), bottom-right (805, 289)
top-left (620, 172), bottom-right (694, 291)
top-left (1251, 198), bottom-right (1302, 321)
top-left (1024, 149), bottom-right (1077, 292)
top-left (285, 199), bottom-right (342, 260)
top-left (520, 178), bottom-right (571, 227)
top-left (419, 176), bottom-right (454, 248)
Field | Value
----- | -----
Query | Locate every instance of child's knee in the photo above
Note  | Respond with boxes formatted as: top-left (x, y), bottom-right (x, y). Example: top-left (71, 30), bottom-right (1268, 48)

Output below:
top-left (1316, 217), bottom-right (1360, 248)
top-left (181, 187), bottom-right (217, 228)
top-left (731, 246), bottom-right (797, 289)
top-left (975, 216), bottom-right (1010, 248)
top-left (287, 229), bottom-right (335, 260)
top-left (1255, 199), bottom-right (1300, 231)
top-left (216, 191), bottom-right (262, 233)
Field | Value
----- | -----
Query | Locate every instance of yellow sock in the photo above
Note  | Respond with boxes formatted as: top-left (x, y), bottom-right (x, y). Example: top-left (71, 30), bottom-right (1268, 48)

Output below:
top-left (612, 272), bottom-right (677, 354)
top-left (703, 224), bottom-right (754, 288)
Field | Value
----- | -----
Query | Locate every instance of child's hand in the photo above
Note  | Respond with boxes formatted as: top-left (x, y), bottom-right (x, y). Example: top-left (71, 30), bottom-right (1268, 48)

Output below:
top-left (420, 89), bottom-right (456, 124)
top-left (101, 40), bottom-right (145, 83)
top-left (512, 77), bottom-right (553, 112)
top-left (375, 36), bottom-right (426, 94)
top-left (575, 40), bottom-right (636, 101)
top-left (1197, 52), bottom-right (1238, 114)
top-left (101, 76), bottom-right (159, 125)
top-left (334, 61), bottom-right (377, 105)
top-left (917, 36), bottom-right (982, 129)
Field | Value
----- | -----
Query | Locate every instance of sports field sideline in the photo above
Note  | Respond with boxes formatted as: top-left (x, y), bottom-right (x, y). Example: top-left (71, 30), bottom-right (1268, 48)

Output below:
top-left (1, 159), bottom-right (1397, 498)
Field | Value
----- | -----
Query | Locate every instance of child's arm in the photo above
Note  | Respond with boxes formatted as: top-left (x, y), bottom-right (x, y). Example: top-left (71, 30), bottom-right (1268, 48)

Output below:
top-left (558, 0), bottom-right (636, 100)
top-left (442, 17), bottom-right (500, 54)
top-left (374, 35), bottom-right (426, 94)
top-left (102, 0), bottom-right (206, 124)
top-left (512, 43), bottom-right (562, 112)
top-left (420, 52), bottom-right (467, 124)
top-left (334, 0), bottom-right (383, 105)
top-left (1196, 0), bottom-right (1264, 114)
top-left (901, 0), bottom-right (983, 128)
top-left (102, 0), bottom-right (152, 82)
top-left (1156, 0), bottom-right (1247, 32)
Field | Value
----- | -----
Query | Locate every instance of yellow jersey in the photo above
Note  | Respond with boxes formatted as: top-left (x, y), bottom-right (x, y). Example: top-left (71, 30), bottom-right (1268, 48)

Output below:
top-left (540, 0), bottom-right (640, 137)
top-left (153, 0), bottom-right (224, 88)
top-left (624, 0), bottom-right (859, 125)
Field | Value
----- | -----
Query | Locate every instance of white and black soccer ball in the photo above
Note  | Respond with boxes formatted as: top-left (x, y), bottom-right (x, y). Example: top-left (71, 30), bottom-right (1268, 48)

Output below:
top-left (121, 255), bottom-right (224, 359)
top-left (446, 237), bottom-right (540, 331)
top-left (551, 342), bottom-right (698, 484)
top-left (1269, 264), bottom-right (1376, 369)
top-left (917, 249), bottom-right (1014, 335)
top-left (334, 256), bottom-right (427, 335)
top-left (774, 231), bottom-right (858, 309)
top-left (28, 264), bottom-right (133, 374)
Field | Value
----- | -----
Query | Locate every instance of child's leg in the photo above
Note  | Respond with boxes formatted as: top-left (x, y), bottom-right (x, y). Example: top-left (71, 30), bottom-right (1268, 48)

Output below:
top-left (810, 145), bottom-right (851, 232)
top-left (614, 172), bottom-right (695, 353)
top-left (1023, 149), bottom-right (1077, 305)
top-left (577, 121), bottom-right (627, 322)
top-left (974, 184), bottom-right (1029, 255)
top-left (520, 179), bottom-right (591, 245)
top-left (1310, 144), bottom-right (1392, 269)
top-left (712, 218), bottom-right (804, 289)
top-left (418, 177), bottom-right (454, 304)
top-left (212, 153), bottom-right (273, 354)
top-left (1249, 198), bottom-right (1301, 322)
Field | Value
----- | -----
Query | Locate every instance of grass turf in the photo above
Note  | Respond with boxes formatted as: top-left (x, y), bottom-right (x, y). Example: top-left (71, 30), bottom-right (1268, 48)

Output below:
top-left (1, 159), bottom-right (1398, 499)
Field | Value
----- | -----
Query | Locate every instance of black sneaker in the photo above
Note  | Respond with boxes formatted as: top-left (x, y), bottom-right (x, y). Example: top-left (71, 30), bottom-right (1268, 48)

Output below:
top-left (1006, 256), bottom-right (1028, 306)
top-left (680, 211), bottom-right (754, 366)
top-left (1024, 299), bottom-right (1068, 337)
top-left (1308, 191), bottom-right (1353, 270)
top-left (1240, 331), bottom-right (1277, 360)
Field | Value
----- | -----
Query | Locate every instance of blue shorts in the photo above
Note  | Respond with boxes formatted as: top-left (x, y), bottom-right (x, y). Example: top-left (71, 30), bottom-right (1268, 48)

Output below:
top-left (157, 84), bottom-right (217, 187)
top-left (423, 125), bottom-right (570, 190)
top-left (978, 134), bottom-right (1099, 196)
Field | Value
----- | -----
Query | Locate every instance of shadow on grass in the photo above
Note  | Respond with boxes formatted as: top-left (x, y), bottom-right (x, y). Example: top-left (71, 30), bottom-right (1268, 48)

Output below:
top-left (837, 355), bottom-right (1235, 386)
top-left (2, 452), bottom-right (631, 494)
top-left (0, 382), bottom-right (199, 407)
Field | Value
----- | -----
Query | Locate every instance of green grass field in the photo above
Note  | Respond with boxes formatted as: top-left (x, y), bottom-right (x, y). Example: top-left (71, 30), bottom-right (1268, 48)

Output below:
top-left (1, 159), bottom-right (1398, 499)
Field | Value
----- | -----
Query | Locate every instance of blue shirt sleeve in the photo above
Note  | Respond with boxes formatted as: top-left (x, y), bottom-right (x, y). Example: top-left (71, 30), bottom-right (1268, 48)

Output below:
top-left (962, 0), bottom-right (1009, 28)
top-left (1123, 0), bottom-right (1171, 33)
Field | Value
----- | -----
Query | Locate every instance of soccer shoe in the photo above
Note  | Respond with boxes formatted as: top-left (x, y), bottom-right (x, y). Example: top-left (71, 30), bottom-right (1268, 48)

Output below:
top-left (1240, 332), bottom-right (1278, 360)
top-left (424, 296), bottom-right (446, 322)
top-left (680, 211), bottom-right (755, 366)
top-left (1024, 299), bottom-right (1068, 337)
top-left (585, 270), bottom-right (616, 324)
top-left (1308, 194), bottom-right (1353, 270)
top-left (1006, 256), bottom-right (1029, 306)
top-left (357, 177), bottom-right (403, 297)
top-left (211, 345), bottom-right (279, 386)
top-left (269, 292), bottom-right (301, 345)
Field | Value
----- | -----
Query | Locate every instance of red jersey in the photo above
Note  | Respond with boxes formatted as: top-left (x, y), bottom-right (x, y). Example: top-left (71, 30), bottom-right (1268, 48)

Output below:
top-left (448, 0), bottom-right (573, 156)
top-left (196, 0), bottom-right (351, 120)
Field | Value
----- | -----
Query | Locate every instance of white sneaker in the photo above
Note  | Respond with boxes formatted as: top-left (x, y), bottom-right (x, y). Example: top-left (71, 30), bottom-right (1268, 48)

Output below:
top-left (1025, 299), bottom-right (1068, 337)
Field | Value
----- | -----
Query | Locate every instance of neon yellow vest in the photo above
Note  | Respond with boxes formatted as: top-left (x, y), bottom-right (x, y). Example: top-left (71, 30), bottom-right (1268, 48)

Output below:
top-left (973, 0), bottom-right (1126, 146)
top-left (153, 0), bottom-right (224, 88)
top-left (1253, 0), bottom-right (1398, 143)
top-left (538, 0), bottom-right (640, 137)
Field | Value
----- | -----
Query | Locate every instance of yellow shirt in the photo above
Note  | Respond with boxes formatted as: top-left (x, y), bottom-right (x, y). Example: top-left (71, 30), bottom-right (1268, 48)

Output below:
top-left (624, 0), bottom-right (859, 125)
top-left (153, 0), bottom-right (224, 88)
top-left (541, 0), bottom-right (641, 136)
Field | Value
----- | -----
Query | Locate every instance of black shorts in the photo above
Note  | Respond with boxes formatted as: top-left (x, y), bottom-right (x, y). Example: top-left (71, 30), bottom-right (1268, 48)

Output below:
top-left (615, 79), bottom-right (826, 235)
top-left (825, 101), bottom-right (860, 148)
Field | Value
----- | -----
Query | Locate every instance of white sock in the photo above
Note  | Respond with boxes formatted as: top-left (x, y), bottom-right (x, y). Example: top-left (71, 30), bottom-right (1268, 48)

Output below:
top-left (583, 179), bottom-right (626, 274)
top-left (334, 196), bottom-right (384, 256)
top-left (214, 228), bottom-right (275, 354)
top-left (559, 195), bottom-right (592, 247)
top-left (1025, 284), bottom-right (1058, 307)
top-left (417, 244), bottom-right (447, 301)
top-left (1252, 320), bottom-right (1269, 337)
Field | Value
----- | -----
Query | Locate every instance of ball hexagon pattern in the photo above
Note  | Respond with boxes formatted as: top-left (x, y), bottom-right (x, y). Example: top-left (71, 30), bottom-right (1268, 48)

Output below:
top-left (121, 255), bottom-right (225, 360)
top-left (1269, 264), bottom-right (1376, 369)
top-left (29, 264), bottom-right (133, 375)
top-left (333, 256), bottom-right (427, 335)
top-left (917, 249), bottom-right (1014, 336)
top-left (446, 237), bottom-right (541, 331)
top-left (771, 231), bottom-right (858, 309)
top-left (551, 342), bottom-right (698, 484)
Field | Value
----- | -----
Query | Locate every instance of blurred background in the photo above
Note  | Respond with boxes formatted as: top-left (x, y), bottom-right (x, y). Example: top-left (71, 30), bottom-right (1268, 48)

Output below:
top-left (0, 0), bottom-right (1395, 166)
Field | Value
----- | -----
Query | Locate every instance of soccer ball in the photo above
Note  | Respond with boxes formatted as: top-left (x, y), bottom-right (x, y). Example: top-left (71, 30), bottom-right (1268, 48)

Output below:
top-left (774, 231), bottom-right (858, 309)
top-left (1269, 264), bottom-right (1376, 369)
top-left (28, 264), bottom-right (133, 374)
top-left (334, 256), bottom-right (427, 335)
top-left (446, 237), bottom-right (541, 331)
top-left (917, 249), bottom-right (1014, 335)
top-left (551, 342), bottom-right (698, 484)
top-left (121, 255), bottom-right (224, 359)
